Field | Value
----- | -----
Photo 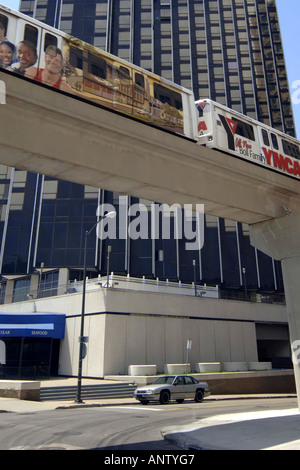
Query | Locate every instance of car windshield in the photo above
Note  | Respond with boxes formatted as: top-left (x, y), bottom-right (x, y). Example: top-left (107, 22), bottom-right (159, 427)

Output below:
top-left (153, 376), bottom-right (175, 385)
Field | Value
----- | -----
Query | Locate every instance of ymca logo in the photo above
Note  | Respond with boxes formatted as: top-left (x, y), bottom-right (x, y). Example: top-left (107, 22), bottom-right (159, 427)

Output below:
top-left (218, 114), bottom-right (238, 151)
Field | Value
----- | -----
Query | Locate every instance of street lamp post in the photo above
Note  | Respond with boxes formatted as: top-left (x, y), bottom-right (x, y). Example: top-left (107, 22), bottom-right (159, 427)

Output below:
top-left (193, 259), bottom-right (197, 297)
top-left (242, 267), bottom-right (247, 301)
top-left (106, 245), bottom-right (112, 287)
top-left (75, 211), bottom-right (116, 403)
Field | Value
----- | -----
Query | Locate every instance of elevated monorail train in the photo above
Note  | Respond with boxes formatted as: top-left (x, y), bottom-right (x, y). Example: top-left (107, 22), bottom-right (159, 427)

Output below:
top-left (0, 4), bottom-right (299, 180)
top-left (196, 99), bottom-right (300, 180)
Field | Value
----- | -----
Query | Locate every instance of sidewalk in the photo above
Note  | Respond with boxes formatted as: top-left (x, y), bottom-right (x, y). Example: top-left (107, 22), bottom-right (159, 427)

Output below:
top-left (0, 387), bottom-right (299, 450)
top-left (162, 406), bottom-right (300, 450)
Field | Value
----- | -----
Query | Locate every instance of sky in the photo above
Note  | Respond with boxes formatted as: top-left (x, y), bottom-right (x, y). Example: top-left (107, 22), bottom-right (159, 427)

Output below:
top-left (1, 0), bottom-right (300, 137)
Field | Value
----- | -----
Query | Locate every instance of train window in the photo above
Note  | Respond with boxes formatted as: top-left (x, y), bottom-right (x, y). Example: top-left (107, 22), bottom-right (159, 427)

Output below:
top-left (69, 46), bottom-right (83, 70)
top-left (135, 73), bottom-right (144, 88)
top-left (120, 66), bottom-right (130, 77)
top-left (0, 14), bottom-right (8, 39)
top-left (271, 133), bottom-right (279, 150)
top-left (232, 118), bottom-right (255, 141)
top-left (154, 83), bottom-right (183, 111)
top-left (44, 33), bottom-right (57, 51)
top-left (261, 129), bottom-right (270, 146)
top-left (282, 139), bottom-right (300, 159)
top-left (88, 52), bottom-right (106, 79)
top-left (24, 24), bottom-right (38, 47)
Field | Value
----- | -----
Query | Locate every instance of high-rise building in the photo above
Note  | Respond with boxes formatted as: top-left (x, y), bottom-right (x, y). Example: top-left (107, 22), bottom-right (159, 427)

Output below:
top-left (0, 0), bottom-right (294, 297)
top-left (19, 0), bottom-right (295, 135)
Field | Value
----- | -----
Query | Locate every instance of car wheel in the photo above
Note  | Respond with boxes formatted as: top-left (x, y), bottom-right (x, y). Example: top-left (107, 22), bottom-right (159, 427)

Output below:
top-left (159, 390), bottom-right (170, 405)
top-left (140, 400), bottom-right (149, 405)
top-left (195, 389), bottom-right (204, 403)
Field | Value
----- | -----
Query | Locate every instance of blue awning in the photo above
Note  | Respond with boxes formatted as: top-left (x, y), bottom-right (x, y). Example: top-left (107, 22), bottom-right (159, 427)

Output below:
top-left (0, 313), bottom-right (65, 339)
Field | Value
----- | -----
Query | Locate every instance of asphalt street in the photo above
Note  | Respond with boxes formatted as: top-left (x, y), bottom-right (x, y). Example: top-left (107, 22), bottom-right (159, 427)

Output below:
top-left (0, 395), bottom-right (298, 451)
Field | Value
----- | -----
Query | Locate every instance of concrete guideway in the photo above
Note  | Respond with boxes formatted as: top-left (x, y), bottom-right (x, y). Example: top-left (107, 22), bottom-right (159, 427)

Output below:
top-left (2, 71), bottom-right (300, 412)
top-left (1, 70), bottom-right (300, 225)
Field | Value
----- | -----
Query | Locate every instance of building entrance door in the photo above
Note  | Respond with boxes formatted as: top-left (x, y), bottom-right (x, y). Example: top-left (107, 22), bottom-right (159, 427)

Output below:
top-left (0, 337), bottom-right (60, 379)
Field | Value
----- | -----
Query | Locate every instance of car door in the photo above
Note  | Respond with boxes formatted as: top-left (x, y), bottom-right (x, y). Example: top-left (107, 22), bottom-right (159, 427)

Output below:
top-left (183, 376), bottom-right (197, 399)
top-left (172, 376), bottom-right (186, 400)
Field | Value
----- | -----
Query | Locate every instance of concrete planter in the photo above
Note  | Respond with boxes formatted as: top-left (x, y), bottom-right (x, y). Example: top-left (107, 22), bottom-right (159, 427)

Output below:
top-left (128, 365), bottom-right (157, 376)
top-left (164, 363), bottom-right (190, 374)
top-left (196, 362), bottom-right (221, 373)
top-left (222, 362), bottom-right (248, 372)
top-left (0, 380), bottom-right (40, 401)
top-left (248, 362), bottom-right (272, 371)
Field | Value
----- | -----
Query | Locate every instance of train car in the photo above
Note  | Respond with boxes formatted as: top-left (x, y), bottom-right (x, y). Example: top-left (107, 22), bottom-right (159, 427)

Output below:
top-left (0, 4), bottom-right (197, 139)
top-left (196, 99), bottom-right (300, 180)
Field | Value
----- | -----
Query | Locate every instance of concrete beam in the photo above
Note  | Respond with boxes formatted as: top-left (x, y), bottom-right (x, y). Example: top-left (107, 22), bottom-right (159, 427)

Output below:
top-left (1, 71), bottom-right (300, 224)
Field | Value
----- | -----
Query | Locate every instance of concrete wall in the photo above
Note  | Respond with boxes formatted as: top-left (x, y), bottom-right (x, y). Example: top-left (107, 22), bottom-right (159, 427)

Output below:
top-left (0, 287), bottom-right (288, 378)
top-left (201, 370), bottom-right (296, 395)
top-left (59, 314), bottom-right (106, 377)
top-left (100, 314), bottom-right (257, 375)
top-left (103, 288), bottom-right (287, 324)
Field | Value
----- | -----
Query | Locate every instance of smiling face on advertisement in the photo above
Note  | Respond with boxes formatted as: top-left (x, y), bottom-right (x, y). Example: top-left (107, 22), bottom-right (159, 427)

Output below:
top-left (0, 41), bottom-right (14, 67)
top-left (17, 41), bottom-right (37, 71)
top-left (44, 46), bottom-right (64, 75)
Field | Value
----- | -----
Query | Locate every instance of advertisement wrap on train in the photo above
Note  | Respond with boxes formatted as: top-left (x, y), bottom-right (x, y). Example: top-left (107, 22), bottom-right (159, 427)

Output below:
top-left (196, 99), bottom-right (300, 179)
top-left (0, 4), bottom-right (195, 136)
top-left (0, 3), bottom-right (300, 180)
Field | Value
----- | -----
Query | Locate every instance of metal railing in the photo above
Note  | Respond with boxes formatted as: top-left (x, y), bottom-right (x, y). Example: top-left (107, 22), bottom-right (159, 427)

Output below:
top-left (0, 273), bottom-right (285, 306)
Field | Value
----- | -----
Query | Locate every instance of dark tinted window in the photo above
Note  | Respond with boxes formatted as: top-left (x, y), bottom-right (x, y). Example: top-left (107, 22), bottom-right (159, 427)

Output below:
top-left (282, 139), bottom-right (300, 159)
top-left (0, 14), bottom-right (8, 38)
top-left (120, 66), bottom-right (130, 77)
top-left (261, 129), bottom-right (270, 146)
top-left (154, 83), bottom-right (182, 110)
top-left (135, 72), bottom-right (144, 88)
top-left (271, 133), bottom-right (279, 150)
top-left (24, 24), bottom-right (38, 47)
top-left (44, 33), bottom-right (57, 51)
top-left (232, 118), bottom-right (255, 141)
top-left (88, 52), bottom-right (106, 79)
top-left (69, 46), bottom-right (83, 69)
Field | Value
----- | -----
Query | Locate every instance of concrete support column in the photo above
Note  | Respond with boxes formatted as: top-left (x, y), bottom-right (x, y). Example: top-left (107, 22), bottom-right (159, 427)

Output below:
top-left (4, 280), bottom-right (14, 304)
top-left (58, 268), bottom-right (70, 295)
top-left (30, 273), bottom-right (39, 299)
top-left (249, 214), bottom-right (300, 409)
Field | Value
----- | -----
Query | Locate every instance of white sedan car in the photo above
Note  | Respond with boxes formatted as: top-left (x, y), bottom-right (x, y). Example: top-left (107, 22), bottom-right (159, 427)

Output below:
top-left (134, 375), bottom-right (210, 405)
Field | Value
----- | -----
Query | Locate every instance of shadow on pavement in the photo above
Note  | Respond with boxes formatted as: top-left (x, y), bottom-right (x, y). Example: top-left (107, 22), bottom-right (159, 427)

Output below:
top-left (164, 413), bottom-right (300, 450)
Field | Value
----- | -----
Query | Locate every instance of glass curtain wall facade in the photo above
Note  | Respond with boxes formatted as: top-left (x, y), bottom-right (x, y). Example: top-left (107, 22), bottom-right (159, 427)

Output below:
top-left (3, 0), bottom-right (293, 293)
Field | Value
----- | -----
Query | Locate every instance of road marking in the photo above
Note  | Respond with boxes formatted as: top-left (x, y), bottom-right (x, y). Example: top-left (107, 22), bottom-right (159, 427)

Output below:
top-left (105, 399), bottom-right (297, 413)
top-left (160, 399), bottom-right (298, 412)
top-left (108, 406), bottom-right (161, 411)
